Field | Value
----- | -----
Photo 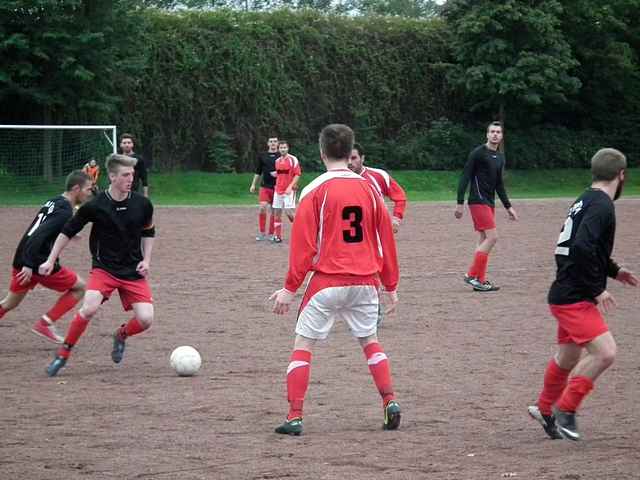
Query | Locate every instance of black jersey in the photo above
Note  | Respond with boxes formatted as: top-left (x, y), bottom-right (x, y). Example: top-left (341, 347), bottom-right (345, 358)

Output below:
top-left (12, 195), bottom-right (73, 272)
top-left (62, 190), bottom-right (155, 280)
top-left (255, 151), bottom-right (279, 189)
top-left (548, 189), bottom-right (620, 305)
top-left (457, 145), bottom-right (511, 208)
top-left (131, 153), bottom-right (148, 191)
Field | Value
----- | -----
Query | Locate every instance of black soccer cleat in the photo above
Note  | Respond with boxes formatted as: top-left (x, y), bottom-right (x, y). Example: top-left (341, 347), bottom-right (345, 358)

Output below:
top-left (47, 356), bottom-right (67, 377)
top-left (111, 331), bottom-right (127, 364)
top-left (528, 405), bottom-right (562, 440)
top-left (554, 409), bottom-right (581, 441)
top-left (463, 274), bottom-right (476, 286)
top-left (473, 279), bottom-right (500, 292)
top-left (383, 400), bottom-right (401, 430)
top-left (275, 417), bottom-right (303, 436)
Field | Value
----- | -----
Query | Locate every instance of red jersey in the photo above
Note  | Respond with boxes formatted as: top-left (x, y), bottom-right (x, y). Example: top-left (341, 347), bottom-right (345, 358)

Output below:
top-left (361, 167), bottom-right (407, 220)
top-left (274, 154), bottom-right (301, 195)
top-left (284, 169), bottom-right (399, 293)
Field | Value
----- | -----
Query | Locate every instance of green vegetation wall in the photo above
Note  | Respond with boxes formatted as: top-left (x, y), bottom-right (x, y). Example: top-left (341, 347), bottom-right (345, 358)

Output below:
top-left (119, 10), bottom-right (456, 171)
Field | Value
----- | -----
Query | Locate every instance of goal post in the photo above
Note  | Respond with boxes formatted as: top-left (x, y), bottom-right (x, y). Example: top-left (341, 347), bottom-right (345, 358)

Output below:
top-left (0, 125), bottom-right (117, 197)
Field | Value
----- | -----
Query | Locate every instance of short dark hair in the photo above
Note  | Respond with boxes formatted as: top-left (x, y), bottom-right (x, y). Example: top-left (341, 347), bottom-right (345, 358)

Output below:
top-left (591, 148), bottom-right (626, 181)
top-left (120, 133), bottom-right (136, 145)
top-left (65, 170), bottom-right (91, 191)
top-left (319, 124), bottom-right (354, 161)
top-left (487, 121), bottom-right (502, 132)
top-left (352, 143), bottom-right (364, 156)
top-left (278, 140), bottom-right (289, 146)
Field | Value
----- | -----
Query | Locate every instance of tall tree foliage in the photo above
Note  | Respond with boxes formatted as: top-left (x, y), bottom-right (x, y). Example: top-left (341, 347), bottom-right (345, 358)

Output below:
top-left (0, 0), bottom-right (146, 123)
top-left (442, 0), bottom-right (581, 124)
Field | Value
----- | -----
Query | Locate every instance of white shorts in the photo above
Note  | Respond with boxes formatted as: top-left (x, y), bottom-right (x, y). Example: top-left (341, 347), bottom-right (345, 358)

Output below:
top-left (295, 284), bottom-right (380, 340)
top-left (273, 191), bottom-right (296, 209)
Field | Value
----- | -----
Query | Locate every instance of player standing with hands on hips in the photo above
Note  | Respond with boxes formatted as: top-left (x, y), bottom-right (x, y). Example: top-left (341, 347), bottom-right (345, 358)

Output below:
top-left (456, 121), bottom-right (518, 292)
top-left (270, 124), bottom-right (401, 435)
top-left (528, 148), bottom-right (637, 441)
top-left (40, 154), bottom-right (156, 377)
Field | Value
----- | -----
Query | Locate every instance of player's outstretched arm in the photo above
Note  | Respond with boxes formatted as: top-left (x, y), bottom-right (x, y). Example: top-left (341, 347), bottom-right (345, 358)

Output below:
top-left (615, 267), bottom-right (639, 287)
top-left (39, 233), bottom-right (71, 275)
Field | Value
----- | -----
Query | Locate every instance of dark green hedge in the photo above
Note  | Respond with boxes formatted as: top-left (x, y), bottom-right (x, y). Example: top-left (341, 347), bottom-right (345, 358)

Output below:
top-left (112, 9), bottom-right (636, 172)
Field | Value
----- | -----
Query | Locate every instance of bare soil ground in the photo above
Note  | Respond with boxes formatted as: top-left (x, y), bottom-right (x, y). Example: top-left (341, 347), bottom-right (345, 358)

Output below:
top-left (1, 199), bottom-right (639, 479)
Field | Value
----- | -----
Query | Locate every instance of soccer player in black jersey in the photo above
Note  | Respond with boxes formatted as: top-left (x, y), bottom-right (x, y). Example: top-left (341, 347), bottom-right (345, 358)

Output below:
top-left (455, 121), bottom-right (518, 292)
top-left (120, 133), bottom-right (149, 198)
top-left (528, 148), bottom-right (638, 441)
top-left (39, 154), bottom-right (156, 377)
top-left (0, 171), bottom-right (93, 343)
top-left (249, 136), bottom-right (279, 241)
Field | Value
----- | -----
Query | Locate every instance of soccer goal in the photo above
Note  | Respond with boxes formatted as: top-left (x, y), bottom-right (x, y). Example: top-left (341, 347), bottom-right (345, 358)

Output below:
top-left (0, 125), bottom-right (117, 197)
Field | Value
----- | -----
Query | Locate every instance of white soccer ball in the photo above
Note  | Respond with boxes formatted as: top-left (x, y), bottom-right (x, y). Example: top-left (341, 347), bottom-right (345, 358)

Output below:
top-left (170, 346), bottom-right (202, 377)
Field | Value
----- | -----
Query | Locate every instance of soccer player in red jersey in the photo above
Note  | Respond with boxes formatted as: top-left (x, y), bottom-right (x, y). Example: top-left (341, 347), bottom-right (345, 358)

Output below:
top-left (271, 140), bottom-right (301, 243)
top-left (455, 121), bottom-right (518, 292)
top-left (528, 148), bottom-right (637, 441)
top-left (39, 154), bottom-right (156, 377)
top-left (250, 136), bottom-right (279, 241)
top-left (348, 143), bottom-right (407, 233)
top-left (0, 171), bottom-right (93, 343)
top-left (270, 124), bottom-right (401, 435)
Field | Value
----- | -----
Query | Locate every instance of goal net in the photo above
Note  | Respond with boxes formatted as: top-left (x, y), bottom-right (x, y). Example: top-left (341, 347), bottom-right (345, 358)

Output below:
top-left (0, 125), bottom-right (117, 201)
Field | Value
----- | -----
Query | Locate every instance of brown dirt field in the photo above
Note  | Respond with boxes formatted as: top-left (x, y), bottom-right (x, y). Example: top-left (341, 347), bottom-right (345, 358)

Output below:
top-left (1, 200), bottom-right (639, 480)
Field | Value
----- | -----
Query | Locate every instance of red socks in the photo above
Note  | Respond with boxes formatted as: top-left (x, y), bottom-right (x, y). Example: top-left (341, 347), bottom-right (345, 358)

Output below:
top-left (537, 358), bottom-right (570, 415)
top-left (468, 251), bottom-right (489, 282)
top-left (0, 304), bottom-right (6, 319)
top-left (274, 221), bottom-right (283, 239)
top-left (46, 291), bottom-right (80, 322)
top-left (117, 317), bottom-right (148, 339)
top-left (58, 312), bottom-right (90, 358)
top-left (557, 376), bottom-right (594, 413)
top-left (286, 350), bottom-right (311, 420)
top-left (268, 215), bottom-right (275, 236)
top-left (259, 211), bottom-right (267, 234)
top-left (364, 342), bottom-right (395, 405)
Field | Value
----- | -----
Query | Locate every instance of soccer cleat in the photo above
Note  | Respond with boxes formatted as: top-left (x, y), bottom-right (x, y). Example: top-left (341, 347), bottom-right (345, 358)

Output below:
top-left (473, 280), bottom-right (500, 292)
top-left (256, 233), bottom-right (267, 241)
top-left (31, 318), bottom-right (64, 344)
top-left (272, 236), bottom-right (283, 244)
top-left (111, 331), bottom-right (126, 364)
top-left (275, 417), bottom-right (303, 436)
top-left (383, 400), bottom-right (401, 430)
top-left (554, 409), bottom-right (581, 441)
top-left (528, 405), bottom-right (562, 440)
top-left (463, 274), bottom-right (476, 286)
top-left (46, 356), bottom-right (67, 377)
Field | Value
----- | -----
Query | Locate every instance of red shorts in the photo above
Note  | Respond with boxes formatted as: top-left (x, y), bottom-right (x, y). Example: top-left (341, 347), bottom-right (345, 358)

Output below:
top-left (86, 268), bottom-right (153, 311)
top-left (9, 266), bottom-right (78, 294)
top-left (550, 302), bottom-right (609, 346)
top-left (259, 187), bottom-right (274, 204)
top-left (469, 204), bottom-right (496, 231)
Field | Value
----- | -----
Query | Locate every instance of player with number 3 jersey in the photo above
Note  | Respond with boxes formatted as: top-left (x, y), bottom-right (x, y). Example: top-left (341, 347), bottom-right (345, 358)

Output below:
top-left (270, 124), bottom-right (401, 436)
top-left (528, 148), bottom-right (638, 442)
top-left (0, 171), bottom-right (93, 344)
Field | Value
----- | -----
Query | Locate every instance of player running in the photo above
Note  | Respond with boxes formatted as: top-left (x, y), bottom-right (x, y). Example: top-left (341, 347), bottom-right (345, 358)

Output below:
top-left (528, 148), bottom-right (637, 441)
top-left (348, 143), bottom-right (407, 233)
top-left (455, 121), bottom-right (518, 292)
top-left (0, 171), bottom-right (93, 343)
top-left (270, 124), bottom-right (401, 435)
top-left (40, 154), bottom-right (156, 377)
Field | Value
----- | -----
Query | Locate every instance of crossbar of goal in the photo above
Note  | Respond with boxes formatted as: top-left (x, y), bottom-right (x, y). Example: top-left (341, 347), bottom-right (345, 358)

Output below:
top-left (0, 125), bottom-right (117, 153)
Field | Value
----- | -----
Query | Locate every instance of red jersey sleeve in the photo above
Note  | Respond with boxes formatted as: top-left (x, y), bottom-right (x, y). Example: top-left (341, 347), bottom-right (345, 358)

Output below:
top-left (388, 176), bottom-right (407, 220)
top-left (284, 194), bottom-right (318, 292)
top-left (375, 193), bottom-right (399, 292)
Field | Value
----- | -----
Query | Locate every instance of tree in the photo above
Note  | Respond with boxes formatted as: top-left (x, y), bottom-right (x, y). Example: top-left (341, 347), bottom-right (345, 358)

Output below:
top-left (0, 0), bottom-right (146, 178)
top-left (442, 0), bottom-right (581, 124)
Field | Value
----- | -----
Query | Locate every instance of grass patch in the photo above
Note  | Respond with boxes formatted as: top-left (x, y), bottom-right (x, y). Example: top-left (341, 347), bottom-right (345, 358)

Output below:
top-left (1, 168), bottom-right (638, 206)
